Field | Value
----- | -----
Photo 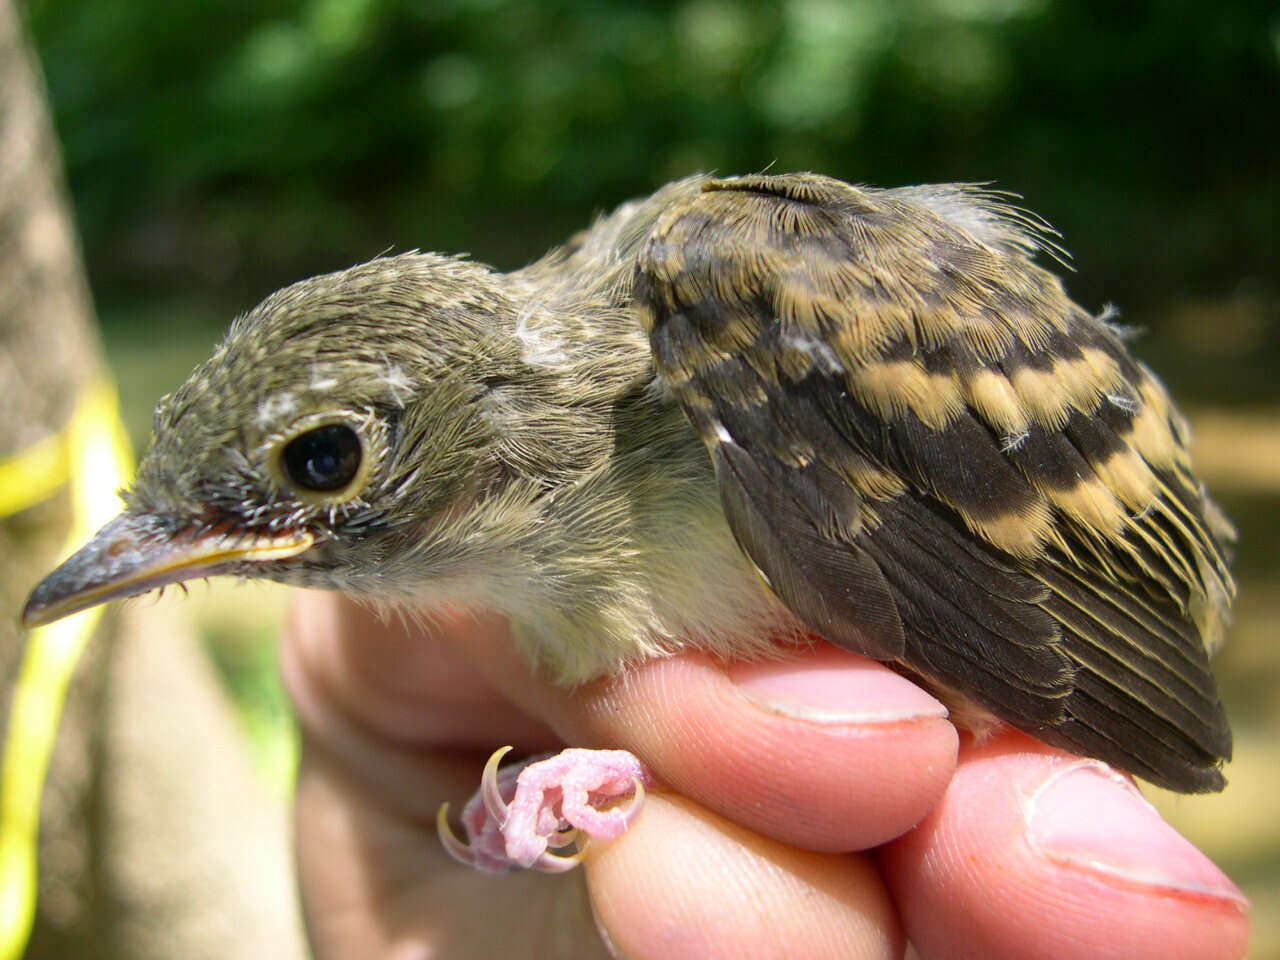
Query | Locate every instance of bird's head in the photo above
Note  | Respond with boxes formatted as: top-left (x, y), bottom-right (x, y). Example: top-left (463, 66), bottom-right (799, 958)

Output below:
top-left (22, 253), bottom-right (529, 627)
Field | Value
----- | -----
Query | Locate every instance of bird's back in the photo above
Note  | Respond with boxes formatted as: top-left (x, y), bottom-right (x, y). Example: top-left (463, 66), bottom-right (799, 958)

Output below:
top-left (624, 173), bottom-right (1233, 793)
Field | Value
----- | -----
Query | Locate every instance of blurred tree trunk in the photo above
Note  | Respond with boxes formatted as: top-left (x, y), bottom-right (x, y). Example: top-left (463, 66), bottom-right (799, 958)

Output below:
top-left (0, 3), bottom-right (307, 958)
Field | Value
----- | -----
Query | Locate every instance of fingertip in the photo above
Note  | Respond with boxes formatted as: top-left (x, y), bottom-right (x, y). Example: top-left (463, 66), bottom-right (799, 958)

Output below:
top-left (881, 732), bottom-right (1250, 960)
top-left (1025, 761), bottom-right (1246, 910)
top-left (572, 645), bottom-right (958, 853)
top-left (586, 794), bottom-right (902, 960)
top-left (728, 647), bottom-right (950, 725)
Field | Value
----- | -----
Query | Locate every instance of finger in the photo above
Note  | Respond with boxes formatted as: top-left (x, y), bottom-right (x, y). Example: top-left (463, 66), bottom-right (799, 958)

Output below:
top-left (294, 744), bottom-right (612, 960)
top-left (287, 595), bottom-right (613, 957)
top-left (587, 795), bottom-right (903, 960)
top-left (284, 594), bottom-right (917, 957)
top-left (287, 591), bottom-right (961, 853)
top-left (281, 589), bottom-right (561, 753)
top-left (281, 591), bottom-right (565, 826)
top-left (878, 731), bottom-right (1250, 960)
top-left (284, 592), bottom-right (960, 853)
top-left (562, 645), bottom-right (960, 852)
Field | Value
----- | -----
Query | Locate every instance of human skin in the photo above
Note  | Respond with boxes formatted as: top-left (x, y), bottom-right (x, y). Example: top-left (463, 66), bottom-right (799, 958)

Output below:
top-left (281, 590), bottom-right (1249, 960)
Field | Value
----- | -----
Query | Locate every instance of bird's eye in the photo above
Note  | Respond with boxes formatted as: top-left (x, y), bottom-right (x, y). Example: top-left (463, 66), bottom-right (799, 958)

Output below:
top-left (281, 424), bottom-right (363, 493)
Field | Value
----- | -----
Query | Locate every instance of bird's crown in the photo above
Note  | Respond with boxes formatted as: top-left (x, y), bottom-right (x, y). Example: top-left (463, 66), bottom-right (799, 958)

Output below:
top-left (129, 253), bottom-right (517, 534)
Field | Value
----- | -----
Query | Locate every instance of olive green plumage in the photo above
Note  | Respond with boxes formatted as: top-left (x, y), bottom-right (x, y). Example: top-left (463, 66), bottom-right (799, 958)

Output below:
top-left (24, 173), bottom-right (1234, 792)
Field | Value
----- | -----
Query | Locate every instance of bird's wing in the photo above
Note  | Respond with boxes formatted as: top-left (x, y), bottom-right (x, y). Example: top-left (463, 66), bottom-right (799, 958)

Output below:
top-left (635, 173), bottom-right (1234, 792)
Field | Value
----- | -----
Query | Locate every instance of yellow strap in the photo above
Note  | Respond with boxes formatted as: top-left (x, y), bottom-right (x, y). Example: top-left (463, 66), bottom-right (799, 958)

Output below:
top-left (0, 379), bottom-right (133, 960)
top-left (0, 429), bottom-right (70, 519)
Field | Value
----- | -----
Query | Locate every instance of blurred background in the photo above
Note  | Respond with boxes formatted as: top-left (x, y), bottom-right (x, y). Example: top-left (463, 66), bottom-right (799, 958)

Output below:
top-left (8, 0), bottom-right (1280, 954)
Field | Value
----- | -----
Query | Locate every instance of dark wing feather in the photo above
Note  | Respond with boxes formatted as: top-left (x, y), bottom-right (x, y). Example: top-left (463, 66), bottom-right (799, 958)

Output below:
top-left (714, 441), bottom-right (905, 660)
top-left (635, 173), bottom-right (1234, 793)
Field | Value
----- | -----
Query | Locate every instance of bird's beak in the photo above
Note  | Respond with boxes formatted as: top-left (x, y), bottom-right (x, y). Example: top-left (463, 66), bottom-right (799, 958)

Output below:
top-left (20, 512), bottom-right (314, 628)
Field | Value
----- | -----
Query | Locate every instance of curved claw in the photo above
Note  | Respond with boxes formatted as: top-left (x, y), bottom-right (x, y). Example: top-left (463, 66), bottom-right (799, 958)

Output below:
top-left (436, 802), bottom-right (476, 867)
top-left (546, 826), bottom-right (580, 849)
top-left (619, 776), bottom-right (646, 828)
top-left (533, 776), bottom-right (645, 871)
top-left (438, 747), bottom-right (651, 873)
top-left (481, 745), bottom-right (515, 823)
top-left (534, 838), bottom-right (591, 874)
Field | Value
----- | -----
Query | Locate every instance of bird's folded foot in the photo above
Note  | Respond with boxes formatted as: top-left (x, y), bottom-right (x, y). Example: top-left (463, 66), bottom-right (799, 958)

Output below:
top-left (437, 745), bottom-right (651, 873)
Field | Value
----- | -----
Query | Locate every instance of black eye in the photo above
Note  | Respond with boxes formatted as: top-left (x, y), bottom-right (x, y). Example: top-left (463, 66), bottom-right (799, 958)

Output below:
top-left (282, 424), bottom-right (362, 493)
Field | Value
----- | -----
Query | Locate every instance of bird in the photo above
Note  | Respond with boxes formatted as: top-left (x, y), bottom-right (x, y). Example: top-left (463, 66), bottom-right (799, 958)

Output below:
top-left (22, 173), bottom-right (1235, 869)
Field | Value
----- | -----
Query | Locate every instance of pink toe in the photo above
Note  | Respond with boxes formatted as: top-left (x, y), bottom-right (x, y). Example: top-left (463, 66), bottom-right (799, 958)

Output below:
top-left (447, 747), bottom-right (653, 872)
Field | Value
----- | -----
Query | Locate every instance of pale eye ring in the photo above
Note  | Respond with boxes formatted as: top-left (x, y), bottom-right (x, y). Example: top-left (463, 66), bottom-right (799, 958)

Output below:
top-left (282, 423), bottom-right (362, 493)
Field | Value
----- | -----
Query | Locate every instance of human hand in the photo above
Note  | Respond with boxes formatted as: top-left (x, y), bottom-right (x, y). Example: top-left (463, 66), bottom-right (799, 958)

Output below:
top-left (281, 590), bottom-right (1249, 960)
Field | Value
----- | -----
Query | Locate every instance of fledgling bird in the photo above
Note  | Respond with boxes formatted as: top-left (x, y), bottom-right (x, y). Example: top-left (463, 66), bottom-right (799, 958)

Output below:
top-left (23, 173), bottom-right (1235, 871)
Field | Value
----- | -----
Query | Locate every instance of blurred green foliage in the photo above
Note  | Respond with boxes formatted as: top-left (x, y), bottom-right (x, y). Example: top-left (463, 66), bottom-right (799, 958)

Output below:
top-left (24, 0), bottom-right (1279, 318)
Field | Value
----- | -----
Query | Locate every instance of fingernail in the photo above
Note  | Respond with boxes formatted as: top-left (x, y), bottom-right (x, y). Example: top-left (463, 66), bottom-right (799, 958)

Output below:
top-left (1028, 763), bottom-right (1248, 909)
top-left (728, 645), bottom-right (949, 724)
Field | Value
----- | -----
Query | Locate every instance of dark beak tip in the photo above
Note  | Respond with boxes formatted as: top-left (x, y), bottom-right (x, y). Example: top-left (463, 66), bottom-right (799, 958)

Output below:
top-left (19, 606), bottom-right (49, 630)
top-left (16, 512), bottom-right (148, 630)
top-left (16, 512), bottom-right (316, 631)
top-left (19, 576), bottom-right (79, 629)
